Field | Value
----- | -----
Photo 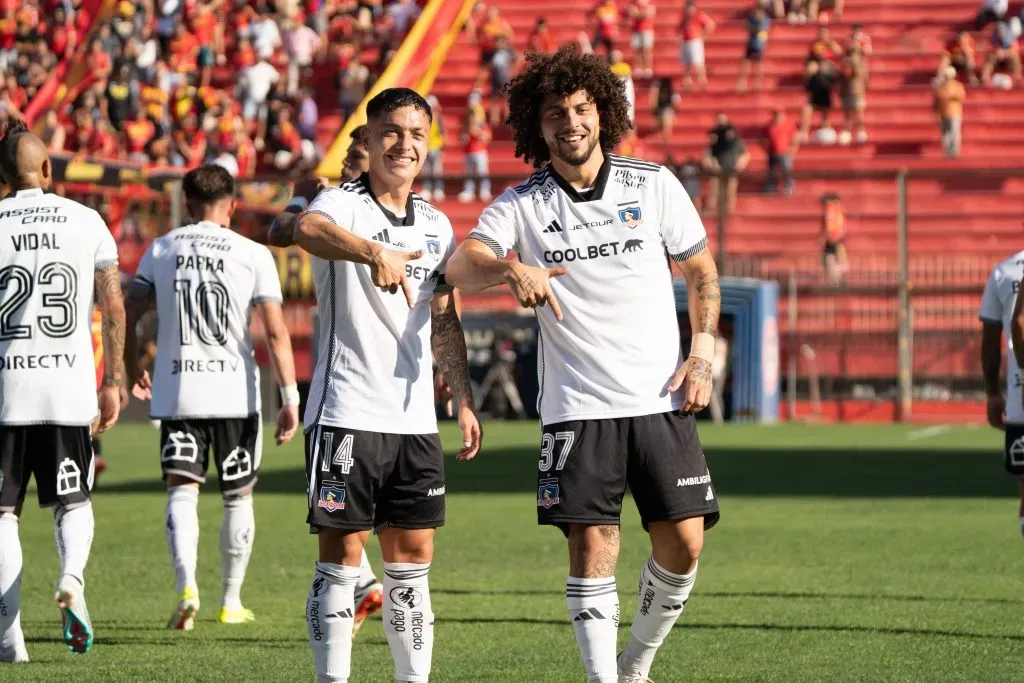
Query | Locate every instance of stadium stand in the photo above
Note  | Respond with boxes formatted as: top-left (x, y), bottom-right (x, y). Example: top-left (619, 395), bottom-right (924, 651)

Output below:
top-left (16, 0), bottom-right (424, 177)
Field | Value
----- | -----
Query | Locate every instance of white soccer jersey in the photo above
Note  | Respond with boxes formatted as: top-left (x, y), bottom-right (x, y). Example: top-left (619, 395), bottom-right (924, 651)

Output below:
top-left (303, 174), bottom-right (456, 434)
top-left (133, 221), bottom-right (282, 419)
top-left (0, 188), bottom-right (117, 426)
top-left (980, 250), bottom-right (1024, 424)
top-left (468, 154), bottom-right (707, 426)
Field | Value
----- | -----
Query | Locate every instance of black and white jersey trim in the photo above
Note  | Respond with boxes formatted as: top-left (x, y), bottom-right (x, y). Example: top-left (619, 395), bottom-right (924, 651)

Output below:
top-left (608, 154), bottom-right (661, 172)
top-left (252, 295), bottom-right (283, 304)
top-left (670, 237), bottom-right (708, 262)
top-left (305, 209), bottom-right (338, 225)
top-left (513, 169), bottom-right (551, 196)
top-left (95, 259), bottom-right (118, 270)
top-left (468, 231), bottom-right (506, 259)
top-left (312, 261), bottom-right (338, 426)
top-left (432, 273), bottom-right (454, 295)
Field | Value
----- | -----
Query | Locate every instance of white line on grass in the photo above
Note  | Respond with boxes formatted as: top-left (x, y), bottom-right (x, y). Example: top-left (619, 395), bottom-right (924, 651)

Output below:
top-left (906, 425), bottom-right (952, 442)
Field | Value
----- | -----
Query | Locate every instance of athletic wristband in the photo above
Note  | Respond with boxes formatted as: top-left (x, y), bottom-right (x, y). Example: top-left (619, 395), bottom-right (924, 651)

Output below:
top-left (280, 384), bottom-right (300, 406)
top-left (285, 196), bottom-right (309, 212)
top-left (689, 332), bottom-right (716, 362)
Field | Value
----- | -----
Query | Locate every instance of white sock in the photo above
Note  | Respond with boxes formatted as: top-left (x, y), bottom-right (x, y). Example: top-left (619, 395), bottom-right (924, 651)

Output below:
top-left (0, 513), bottom-right (27, 662)
top-left (54, 503), bottom-right (94, 587)
top-left (165, 486), bottom-right (200, 594)
top-left (220, 495), bottom-right (255, 610)
top-left (382, 562), bottom-right (434, 683)
top-left (308, 561), bottom-right (360, 683)
top-left (358, 549), bottom-right (377, 587)
top-left (566, 577), bottom-right (619, 683)
top-left (619, 558), bottom-right (698, 677)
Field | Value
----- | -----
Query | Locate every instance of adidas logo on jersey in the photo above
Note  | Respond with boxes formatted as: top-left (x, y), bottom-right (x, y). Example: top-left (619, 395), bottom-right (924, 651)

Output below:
top-left (543, 219), bottom-right (563, 234)
top-left (372, 229), bottom-right (391, 244)
top-left (705, 486), bottom-right (715, 501)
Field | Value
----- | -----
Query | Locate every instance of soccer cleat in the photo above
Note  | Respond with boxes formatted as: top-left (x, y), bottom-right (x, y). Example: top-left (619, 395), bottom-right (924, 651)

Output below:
top-left (351, 580), bottom-right (384, 639)
top-left (167, 586), bottom-right (200, 631)
top-left (217, 606), bottom-right (256, 624)
top-left (617, 652), bottom-right (654, 683)
top-left (54, 577), bottom-right (93, 654)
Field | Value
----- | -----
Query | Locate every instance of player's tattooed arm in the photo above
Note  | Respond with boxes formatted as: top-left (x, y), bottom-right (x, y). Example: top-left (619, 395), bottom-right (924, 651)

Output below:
top-left (671, 246), bottom-right (721, 410)
top-left (430, 291), bottom-right (473, 406)
top-left (123, 279), bottom-right (157, 387)
top-left (95, 264), bottom-right (127, 388)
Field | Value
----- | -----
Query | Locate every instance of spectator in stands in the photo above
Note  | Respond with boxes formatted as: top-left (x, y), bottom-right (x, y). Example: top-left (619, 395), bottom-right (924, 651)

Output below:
top-left (48, 6), bottom-right (79, 62)
top-left (627, 0), bottom-right (655, 77)
top-left (981, 21), bottom-right (1021, 87)
top-left (650, 76), bottom-right (681, 149)
top-left (390, 0), bottom-right (422, 34)
top-left (847, 23), bottom-right (872, 58)
top-left (123, 107), bottom-right (156, 163)
top-left (801, 59), bottom-right (836, 143)
top-left (105, 66), bottom-right (135, 132)
top-left (976, 0), bottom-right (1008, 30)
top-left (820, 192), bottom-right (847, 285)
top-left (737, 2), bottom-right (770, 92)
top-left (678, 157), bottom-right (703, 212)
top-left (488, 33), bottom-right (518, 127)
top-left (479, 6), bottom-right (513, 66)
top-left (764, 109), bottom-right (798, 195)
top-left (422, 95), bottom-right (446, 201)
top-left (251, 8), bottom-right (282, 61)
top-left (837, 45), bottom-right (868, 145)
top-left (702, 112), bottom-right (749, 215)
top-left (172, 113), bottom-right (207, 168)
top-left (297, 88), bottom-right (319, 144)
top-left (527, 17), bottom-right (557, 55)
top-left (459, 91), bottom-right (492, 203)
top-left (806, 0), bottom-right (843, 22)
top-left (590, 0), bottom-right (620, 56)
top-left (241, 56), bottom-right (280, 127)
top-left (285, 16), bottom-right (322, 96)
top-left (88, 38), bottom-right (114, 90)
top-left (338, 52), bottom-right (369, 120)
top-left (807, 24), bottom-right (842, 64)
top-left (609, 50), bottom-right (635, 125)
top-left (679, 1), bottom-right (715, 91)
top-left (89, 118), bottom-right (119, 159)
top-left (933, 66), bottom-right (966, 158)
top-left (40, 110), bottom-right (67, 153)
top-left (940, 30), bottom-right (978, 85)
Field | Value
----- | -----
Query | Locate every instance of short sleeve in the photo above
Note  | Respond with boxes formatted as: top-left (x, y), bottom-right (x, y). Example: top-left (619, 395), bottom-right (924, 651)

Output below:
top-left (466, 189), bottom-right (520, 259)
top-left (304, 186), bottom-right (355, 230)
top-left (93, 211), bottom-right (118, 271)
top-left (433, 231), bottom-right (458, 295)
top-left (980, 269), bottom-right (1003, 324)
top-left (252, 245), bottom-right (283, 304)
top-left (658, 166), bottom-right (708, 261)
top-left (133, 243), bottom-right (156, 292)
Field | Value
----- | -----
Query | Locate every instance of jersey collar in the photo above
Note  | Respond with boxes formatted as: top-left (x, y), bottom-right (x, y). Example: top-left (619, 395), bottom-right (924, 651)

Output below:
top-left (359, 172), bottom-right (415, 227)
top-left (14, 188), bottom-right (44, 198)
top-left (547, 154), bottom-right (611, 203)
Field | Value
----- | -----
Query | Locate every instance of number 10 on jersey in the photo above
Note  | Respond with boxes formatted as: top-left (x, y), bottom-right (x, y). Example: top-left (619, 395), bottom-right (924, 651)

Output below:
top-left (174, 279), bottom-right (229, 346)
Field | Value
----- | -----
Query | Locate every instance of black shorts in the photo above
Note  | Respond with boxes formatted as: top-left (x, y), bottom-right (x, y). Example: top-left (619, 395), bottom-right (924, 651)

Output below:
top-left (745, 42), bottom-right (765, 61)
top-left (159, 415), bottom-right (262, 494)
top-left (537, 412), bottom-right (720, 532)
top-left (305, 425), bottom-right (445, 533)
top-left (0, 425), bottom-right (94, 511)
top-left (1004, 424), bottom-right (1024, 477)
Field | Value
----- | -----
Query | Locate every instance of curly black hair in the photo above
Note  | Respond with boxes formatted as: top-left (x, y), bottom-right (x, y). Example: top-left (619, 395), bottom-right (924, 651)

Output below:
top-left (0, 117), bottom-right (30, 185)
top-left (504, 45), bottom-right (632, 168)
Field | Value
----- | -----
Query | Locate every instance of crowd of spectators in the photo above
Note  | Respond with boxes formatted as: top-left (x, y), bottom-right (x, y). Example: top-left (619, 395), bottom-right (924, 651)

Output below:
top-left (15, 0), bottom-right (422, 178)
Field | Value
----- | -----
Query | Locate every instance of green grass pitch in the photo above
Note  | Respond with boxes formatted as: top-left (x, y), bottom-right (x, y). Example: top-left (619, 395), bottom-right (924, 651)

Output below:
top-left (8, 421), bottom-right (1024, 682)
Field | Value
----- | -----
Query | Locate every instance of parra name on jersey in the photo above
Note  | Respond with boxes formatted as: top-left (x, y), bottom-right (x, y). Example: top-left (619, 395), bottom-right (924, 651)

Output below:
top-left (176, 255), bottom-right (225, 273)
top-left (0, 353), bottom-right (78, 371)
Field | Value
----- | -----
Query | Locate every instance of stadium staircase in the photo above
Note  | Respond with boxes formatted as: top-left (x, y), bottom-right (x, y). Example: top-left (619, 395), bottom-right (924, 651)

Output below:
top-left (426, 0), bottom-right (1022, 420)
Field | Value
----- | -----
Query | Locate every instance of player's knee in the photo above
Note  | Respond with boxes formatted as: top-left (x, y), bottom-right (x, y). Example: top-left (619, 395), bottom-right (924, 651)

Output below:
top-left (318, 527), bottom-right (367, 566)
top-left (167, 475), bottom-right (200, 489)
top-left (379, 527), bottom-right (434, 564)
top-left (649, 519), bottom-right (703, 569)
top-left (222, 487), bottom-right (253, 503)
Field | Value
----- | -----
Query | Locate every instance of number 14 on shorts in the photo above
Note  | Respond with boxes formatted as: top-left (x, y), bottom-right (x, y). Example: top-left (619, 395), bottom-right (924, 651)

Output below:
top-left (320, 431), bottom-right (355, 474)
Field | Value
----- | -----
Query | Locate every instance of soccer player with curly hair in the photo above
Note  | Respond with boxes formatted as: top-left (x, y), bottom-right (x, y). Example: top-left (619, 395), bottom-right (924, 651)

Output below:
top-left (446, 46), bottom-right (722, 683)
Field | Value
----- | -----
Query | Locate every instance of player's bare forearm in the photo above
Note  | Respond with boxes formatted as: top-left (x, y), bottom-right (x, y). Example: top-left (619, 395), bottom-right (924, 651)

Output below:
top-left (679, 246), bottom-right (721, 336)
top-left (430, 292), bottom-right (473, 406)
top-left (293, 211), bottom-right (379, 264)
top-left (95, 265), bottom-right (127, 388)
top-left (445, 239), bottom-right (514, 292)
top-left (257, 301), bottom-right (297, 388)
top-left (123, 280), bottom-right (156, 386)
top-left (982, 321), bottom-right (1004, 397)
top-left (267, 210), bottom-right (298, 248)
